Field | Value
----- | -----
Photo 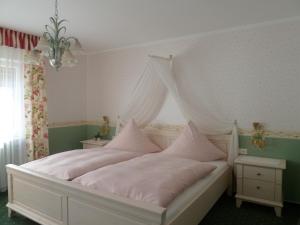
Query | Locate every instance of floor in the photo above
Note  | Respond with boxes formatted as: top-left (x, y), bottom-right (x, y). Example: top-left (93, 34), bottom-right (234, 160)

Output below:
top-left (200, 195), bottom-right (300, 225)
top-left (0, 192), bottom-right (299, 225)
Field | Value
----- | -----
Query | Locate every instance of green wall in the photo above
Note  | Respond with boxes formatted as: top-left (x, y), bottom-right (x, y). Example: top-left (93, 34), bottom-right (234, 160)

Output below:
top-left (48, 125), bottom-right (115, 154)
top-left (48, 125), bottom-right (300, 204)
top-left (86, 125), bottom-right (116, 140)
top-left (48, 125), bottom-right (87, 154)
top-left (239, 135), bottom-right (300, 204)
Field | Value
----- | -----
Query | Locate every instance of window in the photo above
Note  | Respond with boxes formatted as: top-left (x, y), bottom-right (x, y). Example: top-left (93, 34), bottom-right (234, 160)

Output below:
top-left (0, 66), bottom-right (24, 145)
top-left (0, 46), bottom-right (27, 191)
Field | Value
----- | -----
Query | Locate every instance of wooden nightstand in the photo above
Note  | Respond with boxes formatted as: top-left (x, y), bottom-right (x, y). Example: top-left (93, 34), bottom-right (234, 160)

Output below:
top-left (80, 139), bottom-right (110, 149)
top-left (235, 155), bottom-right (286, 217)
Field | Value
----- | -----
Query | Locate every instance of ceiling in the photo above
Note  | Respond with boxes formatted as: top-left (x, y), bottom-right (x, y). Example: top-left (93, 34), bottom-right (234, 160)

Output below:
top-left (1, 0), bottom-right (300, 53)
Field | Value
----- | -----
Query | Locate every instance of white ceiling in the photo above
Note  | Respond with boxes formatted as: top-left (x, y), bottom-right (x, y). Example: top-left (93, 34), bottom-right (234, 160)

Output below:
top-left (1, 0), bottom-right (300, 53)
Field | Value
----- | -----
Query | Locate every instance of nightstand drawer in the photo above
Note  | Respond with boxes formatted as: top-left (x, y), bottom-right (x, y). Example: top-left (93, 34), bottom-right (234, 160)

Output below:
top-left (243, 179), bottom-right (275, 201)
top-left (244, 165), bottom-right (275, 182)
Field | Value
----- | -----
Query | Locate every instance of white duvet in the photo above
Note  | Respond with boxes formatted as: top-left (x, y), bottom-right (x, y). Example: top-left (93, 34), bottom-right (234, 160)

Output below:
top-left (73, 153), bottom-right (217, 207)
top-left (22, 148), bottom-right (141, 180)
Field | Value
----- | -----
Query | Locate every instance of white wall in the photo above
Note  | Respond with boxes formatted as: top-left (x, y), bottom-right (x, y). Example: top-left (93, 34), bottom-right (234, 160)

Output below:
top-left (86, 18), bottom-right (300, 132)
top-left (45, 55), bottom-right (87, 124)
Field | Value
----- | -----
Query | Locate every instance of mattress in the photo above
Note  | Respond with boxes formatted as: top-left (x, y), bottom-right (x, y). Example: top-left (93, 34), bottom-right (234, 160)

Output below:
top-left (165, 160), bottom-right (229, 223)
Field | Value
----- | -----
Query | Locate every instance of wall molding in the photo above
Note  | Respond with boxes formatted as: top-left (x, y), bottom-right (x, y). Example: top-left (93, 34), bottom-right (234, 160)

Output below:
top-left (48, 120), bottom-right (300, 140)
top-left (88, 16), bottom-right (300, 55)
top-left (48, 121), bottom-right (88, 128)
top-left (239, 129), bottom-right (300, 140)
top-left (48, 120), bottom-right (117, 128)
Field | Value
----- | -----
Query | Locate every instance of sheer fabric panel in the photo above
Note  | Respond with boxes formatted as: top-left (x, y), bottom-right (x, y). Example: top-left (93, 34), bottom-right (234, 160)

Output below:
top-left (120, 61), bottom-right (168, 128)
top-left (118, 56), bottom-right (239, 166)
top-left (0, 46), bottom-right (27, 191)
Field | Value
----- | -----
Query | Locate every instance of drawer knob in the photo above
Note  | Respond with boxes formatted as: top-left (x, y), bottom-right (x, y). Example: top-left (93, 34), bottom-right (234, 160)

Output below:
top-left (256, 186), bottom-right (261, 190)
top-left (256, 173), bottom-right (261, 176)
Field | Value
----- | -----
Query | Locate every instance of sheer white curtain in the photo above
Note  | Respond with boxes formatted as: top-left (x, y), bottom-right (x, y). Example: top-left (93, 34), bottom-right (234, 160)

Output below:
top-left (118, 60), bottom-right (168, 129)
top-left (148, 57), bottom-right (239, 165)
top-left (0, 46), bottom-right (27, 192)
top-left (118, 56), bottom-right (239, 166)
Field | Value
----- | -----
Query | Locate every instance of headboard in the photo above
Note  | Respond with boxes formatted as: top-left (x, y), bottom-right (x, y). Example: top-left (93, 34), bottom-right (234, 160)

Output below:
top-left (142, 124), bottom-right (231, 156)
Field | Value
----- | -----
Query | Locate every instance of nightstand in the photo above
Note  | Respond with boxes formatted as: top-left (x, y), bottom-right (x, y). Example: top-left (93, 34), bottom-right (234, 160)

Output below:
top-left (80, 139), bottom-right (110, 149)
top-left (235, 155), bottom-right (286, 217)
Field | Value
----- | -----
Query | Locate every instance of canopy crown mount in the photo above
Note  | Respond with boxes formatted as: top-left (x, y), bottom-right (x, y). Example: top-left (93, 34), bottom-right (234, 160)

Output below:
top-left (148, 54), bottom-right (173, 61)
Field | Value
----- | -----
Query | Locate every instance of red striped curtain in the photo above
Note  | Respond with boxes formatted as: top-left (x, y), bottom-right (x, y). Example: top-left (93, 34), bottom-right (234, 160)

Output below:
top-left (0, 27), bottom-right (39, 51)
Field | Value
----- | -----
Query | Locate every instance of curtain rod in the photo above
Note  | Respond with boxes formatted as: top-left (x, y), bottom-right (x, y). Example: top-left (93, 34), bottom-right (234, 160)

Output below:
top-left (148, 54), bottom-right (173, 60)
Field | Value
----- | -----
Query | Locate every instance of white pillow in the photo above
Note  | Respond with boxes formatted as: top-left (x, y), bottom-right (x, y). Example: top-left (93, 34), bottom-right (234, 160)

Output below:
top-left (163, 121), bottom-right (226, 161)
top-left (104, 119), bottom-right (161, 153)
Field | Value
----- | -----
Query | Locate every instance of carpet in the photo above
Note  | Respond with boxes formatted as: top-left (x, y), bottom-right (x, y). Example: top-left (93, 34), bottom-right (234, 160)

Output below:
top-left (0, 192), bottom-right (38, 225)
top-left (0, 191), bottom-right (299, 225)
top-left (200, 195), bottom-right (299, 225)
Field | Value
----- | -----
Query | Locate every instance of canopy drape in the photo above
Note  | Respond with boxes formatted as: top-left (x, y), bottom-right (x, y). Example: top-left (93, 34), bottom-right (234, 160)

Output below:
top-left (117, 55), bottom-right (239, 166)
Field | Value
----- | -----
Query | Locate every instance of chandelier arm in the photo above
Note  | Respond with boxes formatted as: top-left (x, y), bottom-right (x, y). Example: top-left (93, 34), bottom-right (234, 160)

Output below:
top-left (57, 26), bottom-right (67, 36)
top-left (59, 36), bottom-right (71, 50)
top-left (43, 32), bottom-right (54, 43)
top-left (64, 41), bottom-right (71, 49)
top-left (65, 36), bottom-right (78, 42)
top-left (57, 19), bottom-right (67, 27)
top-left (45, 24), bottom-right (56, 36)
top-left (49, 17), bottom-right (57, 26)
top-left (58, 37), bottom-right (67, 47)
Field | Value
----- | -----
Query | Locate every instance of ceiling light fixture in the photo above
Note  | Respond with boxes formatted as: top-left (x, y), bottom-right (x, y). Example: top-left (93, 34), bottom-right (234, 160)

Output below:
top-left (35, 0), bottom-right (82, 70)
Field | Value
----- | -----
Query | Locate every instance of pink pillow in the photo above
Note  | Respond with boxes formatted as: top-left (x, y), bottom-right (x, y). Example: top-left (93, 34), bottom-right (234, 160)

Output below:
top-left (163, 121), bottom-right (226, 161)
top-left (104, 119), bottom-right (161, 153)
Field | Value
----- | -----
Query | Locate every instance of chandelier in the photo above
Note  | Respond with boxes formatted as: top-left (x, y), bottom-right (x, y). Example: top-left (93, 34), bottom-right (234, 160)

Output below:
top-left (35, 0), bottom-right (82, 70)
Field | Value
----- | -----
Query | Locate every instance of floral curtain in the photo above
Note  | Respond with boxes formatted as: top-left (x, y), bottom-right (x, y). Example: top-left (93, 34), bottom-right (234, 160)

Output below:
top-left (24, 64), bottom-right (49, 160)
top-left (0, 26), bottom-right (47, 161)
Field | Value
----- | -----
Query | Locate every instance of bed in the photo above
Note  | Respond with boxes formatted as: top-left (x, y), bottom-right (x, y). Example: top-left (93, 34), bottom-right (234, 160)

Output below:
top-left (6, 124), bottom-right (232, 225)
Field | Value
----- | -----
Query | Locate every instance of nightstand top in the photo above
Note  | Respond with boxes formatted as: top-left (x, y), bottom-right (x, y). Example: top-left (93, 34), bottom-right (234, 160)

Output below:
top-left (234, 155), bottom-right (286, 169)
top-left (80, 139), bottom-right (110, 145)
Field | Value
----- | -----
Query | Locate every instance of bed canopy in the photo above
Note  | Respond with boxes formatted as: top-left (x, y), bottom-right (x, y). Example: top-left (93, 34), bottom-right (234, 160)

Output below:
top-left (117, 55), bottom-right (239, 166)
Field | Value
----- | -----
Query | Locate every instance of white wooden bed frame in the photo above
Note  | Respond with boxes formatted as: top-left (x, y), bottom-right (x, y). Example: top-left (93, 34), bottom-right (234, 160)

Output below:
top-left (6, 124), bottom-right (232, 225)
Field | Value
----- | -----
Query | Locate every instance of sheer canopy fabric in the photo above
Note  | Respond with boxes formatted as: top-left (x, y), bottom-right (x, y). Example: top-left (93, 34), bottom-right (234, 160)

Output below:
top-left (118, 56), bottom-right (239, 166)
top-left (120, 60), bottom-right (168, 128)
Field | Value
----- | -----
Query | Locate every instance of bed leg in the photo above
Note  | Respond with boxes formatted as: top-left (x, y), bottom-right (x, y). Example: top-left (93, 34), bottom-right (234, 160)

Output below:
top-left (274, 207), bottom-right (282, 217)
top-left (227, 170), bottom-right (233, 196)
top-left (227, 187), bottom-right (232, 196)
top-left (7, 172), bottom-right (13, 218)
top-left (8, 208), bottom-right (12, 218)
top-left (236, 199), bottom-right (242, 208)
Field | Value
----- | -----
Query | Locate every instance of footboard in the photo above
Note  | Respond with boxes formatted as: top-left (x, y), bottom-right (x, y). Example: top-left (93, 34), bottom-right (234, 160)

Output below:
top-left (6, 164), bottom-right (166, 225)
